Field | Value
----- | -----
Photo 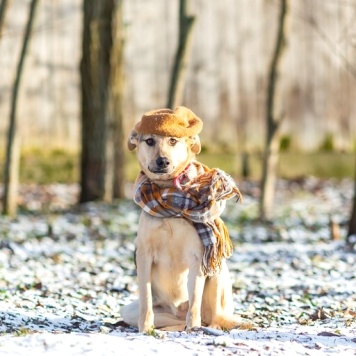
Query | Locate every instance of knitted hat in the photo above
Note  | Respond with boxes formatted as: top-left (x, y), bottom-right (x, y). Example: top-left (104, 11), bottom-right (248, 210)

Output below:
top-left (134, 106), bottom-right (203, 137)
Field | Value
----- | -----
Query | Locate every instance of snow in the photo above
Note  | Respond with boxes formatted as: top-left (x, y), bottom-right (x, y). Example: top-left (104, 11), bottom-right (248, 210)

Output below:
top-left (0, 179), bottom-right (355, 355)
top-left (0, 327), bottom-right (355, 355)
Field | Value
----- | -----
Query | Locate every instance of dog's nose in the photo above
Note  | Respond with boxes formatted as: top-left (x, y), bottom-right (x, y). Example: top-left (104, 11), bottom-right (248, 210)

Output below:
top-left (156, 156), bottom-right (170, 168)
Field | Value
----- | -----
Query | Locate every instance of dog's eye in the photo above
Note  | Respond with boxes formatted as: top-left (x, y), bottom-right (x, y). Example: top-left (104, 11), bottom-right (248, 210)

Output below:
top-left (145, 138), bottom-right (155, 146)
top-left (168, 138), bottom-right (177, 146)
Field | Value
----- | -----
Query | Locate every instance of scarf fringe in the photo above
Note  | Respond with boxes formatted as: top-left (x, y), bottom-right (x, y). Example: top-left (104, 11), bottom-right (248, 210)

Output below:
top-left (202, 218), bottom-right (233, 276)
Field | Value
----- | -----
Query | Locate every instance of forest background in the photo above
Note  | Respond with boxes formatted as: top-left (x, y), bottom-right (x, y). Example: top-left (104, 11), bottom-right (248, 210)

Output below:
top-left (0, 0), bottom-right (355, 226)
top-left (1, 1), bottom-right (355, 152)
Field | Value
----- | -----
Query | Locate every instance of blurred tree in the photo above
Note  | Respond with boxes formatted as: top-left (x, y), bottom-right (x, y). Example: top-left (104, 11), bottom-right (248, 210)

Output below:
top-left (0, 0), bottom-right (11, 38)
top-left (80, 0), bottom-right (125, 203)
top-left (166, 0), bottom-right (196, 109)
top-left (299, 10), bottom-right (356, 250)
top-left (259, 0), bottom-right (289, 221)
top-left (112, 0), bottom-right (125, 199)
top-left (347, 155), bottom-right (356, 250)
top-left (2, 0), bottom-right (39, 216)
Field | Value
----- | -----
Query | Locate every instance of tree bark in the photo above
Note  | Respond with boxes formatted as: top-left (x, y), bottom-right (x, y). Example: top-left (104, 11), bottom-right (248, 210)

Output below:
top-left (347, 154), bottom-right (356, 250)
top-left (259, 0), bottom-right (289, 221)
top-left (0, 0), bottom-right (11, 38)
top-left (80, 1), bottom-right (110, 202)
top-left (80, 0), bottom-right (125, 203)
top-left (166, 0), bottom-right (196, 109)
top-left (2, 0), bottom-right (39, 216)
top-left (112, 0), bottom-right (126, 199)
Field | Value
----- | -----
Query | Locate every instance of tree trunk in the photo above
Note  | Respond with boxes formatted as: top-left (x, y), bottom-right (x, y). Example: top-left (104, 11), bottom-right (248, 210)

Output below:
top-left (2, 0), bottom-right (39, 216)
top-left (2, 135), bottom-right (20, 216)
top-left (80, 0), bottom-right (125, 203)
top-left (241, 152), bottom-right (250, 178)
top-left (112, 0), bottom-right (126, 199)
top-left (0, 0), bottom-right (11, 38)
top-left (347, 154), bottom-right (356, 250)
top-left (259, 0), bottom-right (289, 221)
top-left (166, 0), bottom-right (196, 109)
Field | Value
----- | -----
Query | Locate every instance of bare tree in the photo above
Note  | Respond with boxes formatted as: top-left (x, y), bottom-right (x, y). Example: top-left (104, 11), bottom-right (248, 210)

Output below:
top-left (166, 0), bottom-right (196, 109)
top-left (295, 10), bottom-right (356, 249)
top-left (347, 155), bottom-right (356, 250)
top-left (112, 0), bottom-right (126, 199)
top-left (259, 0), bottom-right (289, 221)
top-left (0, 0), bottom-right (11, 38)
top-left (2, 0), bottom-right (39, 216)
top-left (80, 0), bottom-right (125, 203)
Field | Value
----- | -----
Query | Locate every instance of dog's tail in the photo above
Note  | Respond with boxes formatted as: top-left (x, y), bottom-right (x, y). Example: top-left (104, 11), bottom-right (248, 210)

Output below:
top-left (209, 314), bottom-right (254, 330)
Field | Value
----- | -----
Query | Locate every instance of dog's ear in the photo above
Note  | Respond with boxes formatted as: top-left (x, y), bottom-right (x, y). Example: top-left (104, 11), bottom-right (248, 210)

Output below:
top-left (189, 135), bottom-right (201, 154)
top-left (127, 130), bottom-right (138, 151)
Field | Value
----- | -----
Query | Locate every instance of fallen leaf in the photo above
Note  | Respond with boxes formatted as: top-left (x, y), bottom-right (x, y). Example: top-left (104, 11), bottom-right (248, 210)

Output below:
top-left (310, 308), bottom-right (329, 321)
top-left (346, 309), bottom-right (356, 317)
top-left (317, 331), bottom-right (341, 337)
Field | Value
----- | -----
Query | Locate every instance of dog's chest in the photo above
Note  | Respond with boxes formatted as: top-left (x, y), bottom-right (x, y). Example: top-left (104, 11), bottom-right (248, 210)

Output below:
top-left (137, 213), bottom-right (203, 266)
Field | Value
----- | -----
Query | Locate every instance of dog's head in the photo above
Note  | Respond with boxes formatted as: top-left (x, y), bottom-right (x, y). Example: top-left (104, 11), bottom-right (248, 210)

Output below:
top-left (128, 106), bottom-right (202, 181)
top-left (128, 131), bottom-right (201, 181)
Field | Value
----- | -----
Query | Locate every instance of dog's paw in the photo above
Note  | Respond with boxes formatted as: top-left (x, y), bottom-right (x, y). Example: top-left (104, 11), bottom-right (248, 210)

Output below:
top-left (208, 315), bottom-right (256, 331)
top-left (232, 320), bottom-right (257, 330)
top-left (139, 319), bottom-right (155, 333)
top-left (139, 312), bottom-right (154, 333)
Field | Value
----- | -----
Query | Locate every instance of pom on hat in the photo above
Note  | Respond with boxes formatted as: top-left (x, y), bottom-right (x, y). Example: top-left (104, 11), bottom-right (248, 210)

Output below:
top-left (134, 106), bottom-right (203, 137)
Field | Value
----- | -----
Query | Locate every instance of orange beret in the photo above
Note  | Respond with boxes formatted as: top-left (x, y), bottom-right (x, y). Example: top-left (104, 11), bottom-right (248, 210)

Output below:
top-left (134, 106), bottom-right (203, 137)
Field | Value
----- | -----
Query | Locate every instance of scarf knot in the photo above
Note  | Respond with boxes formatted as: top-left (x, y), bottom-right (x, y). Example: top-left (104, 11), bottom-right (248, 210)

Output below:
top-left (133, 161), bottom-right (242, 276)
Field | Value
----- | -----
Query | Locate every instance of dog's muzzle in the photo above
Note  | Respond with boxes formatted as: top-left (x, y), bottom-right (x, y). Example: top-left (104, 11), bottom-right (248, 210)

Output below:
top-left (150, 156), bottom-right (171, 174)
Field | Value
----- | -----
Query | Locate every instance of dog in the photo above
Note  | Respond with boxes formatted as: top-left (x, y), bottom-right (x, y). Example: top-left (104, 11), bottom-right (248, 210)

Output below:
top-left (120, 106), bottom-right (247, 332)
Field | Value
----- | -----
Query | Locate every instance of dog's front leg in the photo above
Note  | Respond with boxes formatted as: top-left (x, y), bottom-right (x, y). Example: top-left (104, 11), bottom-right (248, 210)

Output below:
top-left (186, 265), bottom-right (205, 329)
top-left (136, 246), bottom-right (154, 332)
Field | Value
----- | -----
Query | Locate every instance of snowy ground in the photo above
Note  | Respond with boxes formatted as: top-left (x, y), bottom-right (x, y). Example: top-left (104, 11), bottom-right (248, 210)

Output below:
top-left (0, 178), bottom-right (355, 355)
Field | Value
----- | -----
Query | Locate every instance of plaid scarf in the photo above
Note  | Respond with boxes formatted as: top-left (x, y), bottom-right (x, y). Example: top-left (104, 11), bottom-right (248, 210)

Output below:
top-left (133, 161), bottom-right (242, 276)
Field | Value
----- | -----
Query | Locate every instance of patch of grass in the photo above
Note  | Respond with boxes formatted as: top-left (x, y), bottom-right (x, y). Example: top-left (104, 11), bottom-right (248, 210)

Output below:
top-left (0, 148), bottom-right (354, 184)
top-left (278, 151), bottom-right (355, 179)
top-left (280, 135), bottom-right (292, 152)
top-left (144, 326), bottom-right (158, 337)
top-left (19, 147), bottom-right (79, 184)
top-left (319, 133), bottom-right (334, 151)
top-left (199, 151), bottom-right (355, 180)
top-left (199, 153), bottom-right (240, 177)
top-left (15, 328), bottom-right (32, 337)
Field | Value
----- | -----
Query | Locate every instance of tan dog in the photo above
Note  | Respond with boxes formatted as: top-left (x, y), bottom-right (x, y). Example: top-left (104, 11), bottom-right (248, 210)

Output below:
top-left (120, 107), bottom-right (245, 332)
